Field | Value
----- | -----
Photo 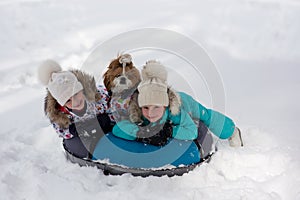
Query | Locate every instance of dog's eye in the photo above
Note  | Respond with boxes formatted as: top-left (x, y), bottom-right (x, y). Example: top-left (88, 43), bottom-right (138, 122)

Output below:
top-left (116, 74), bottom-right (121, 77)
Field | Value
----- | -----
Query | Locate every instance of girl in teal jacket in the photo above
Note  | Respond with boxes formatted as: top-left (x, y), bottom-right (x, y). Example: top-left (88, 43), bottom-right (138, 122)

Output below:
top-left (112, 60), bottom-right (243, 147)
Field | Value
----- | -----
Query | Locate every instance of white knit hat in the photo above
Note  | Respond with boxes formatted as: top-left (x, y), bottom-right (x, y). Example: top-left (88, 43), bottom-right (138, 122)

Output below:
top-left (38, 60), bottom-right (83, 106)
top-left (138, 60), bottom-right (169, 107)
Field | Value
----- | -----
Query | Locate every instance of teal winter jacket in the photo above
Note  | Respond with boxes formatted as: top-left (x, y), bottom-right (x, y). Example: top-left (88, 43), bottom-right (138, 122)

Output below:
top-left (112, 89), bottom-right (235, 141)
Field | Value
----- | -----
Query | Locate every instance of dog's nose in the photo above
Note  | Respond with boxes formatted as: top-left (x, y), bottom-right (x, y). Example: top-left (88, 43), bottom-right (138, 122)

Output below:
top-left (120, 77), bottom-right (127, 84)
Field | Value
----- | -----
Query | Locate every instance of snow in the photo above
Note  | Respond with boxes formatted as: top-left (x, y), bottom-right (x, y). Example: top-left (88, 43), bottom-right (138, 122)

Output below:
top-left (1, 0), bottom-right (300, 199)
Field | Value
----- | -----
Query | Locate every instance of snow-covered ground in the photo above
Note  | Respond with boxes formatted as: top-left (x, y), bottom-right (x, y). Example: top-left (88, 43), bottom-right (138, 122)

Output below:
top-left (1, 0), bottom-right (300, 199)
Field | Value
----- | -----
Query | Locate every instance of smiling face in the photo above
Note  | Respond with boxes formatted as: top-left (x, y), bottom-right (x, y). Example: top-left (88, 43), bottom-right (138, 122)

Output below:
top-left (141, 105), bottom-right (166, 123)
top-left (64, 90), bottom-right (85, 111)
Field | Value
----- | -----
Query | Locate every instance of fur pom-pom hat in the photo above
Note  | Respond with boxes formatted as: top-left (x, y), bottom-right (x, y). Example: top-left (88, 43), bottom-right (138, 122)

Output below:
top-left (38, 59), bottom-right (83, 106)
top-left (138, 60), bottom-right (169, 107)
top-left (141, 60), bottom-right (167, 82)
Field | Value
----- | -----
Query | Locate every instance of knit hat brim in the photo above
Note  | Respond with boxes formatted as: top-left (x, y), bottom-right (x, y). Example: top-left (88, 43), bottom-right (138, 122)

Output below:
top-left (47, 71), bottom-right (83, 106)
top-left (50, 81), bottom-right (83, 106)
top-left (138, 90), bottom-right (169, 107)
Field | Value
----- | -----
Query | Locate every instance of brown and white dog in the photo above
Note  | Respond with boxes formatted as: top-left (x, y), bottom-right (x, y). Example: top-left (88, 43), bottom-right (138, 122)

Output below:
top-left (103, 54), bottom-right (141, 122)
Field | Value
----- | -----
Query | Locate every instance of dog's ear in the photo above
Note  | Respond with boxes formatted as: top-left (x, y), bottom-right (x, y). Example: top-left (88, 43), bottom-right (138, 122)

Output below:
top-left (103, 58), bottom-right (121, 91)
top-left (103, 70), bottom-right (111, 91)
top-left (110, 58), bottom-right (123, 69)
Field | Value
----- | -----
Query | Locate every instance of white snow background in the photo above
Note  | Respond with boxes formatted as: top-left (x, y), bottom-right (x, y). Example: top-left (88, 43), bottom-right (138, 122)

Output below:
top-left (1, 0), bottom-right (300, 199)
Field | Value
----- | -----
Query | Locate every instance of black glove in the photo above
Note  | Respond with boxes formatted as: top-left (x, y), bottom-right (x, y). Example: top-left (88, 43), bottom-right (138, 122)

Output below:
top-left (68, 114), bottom-right (112, 158)
top-left (136, 121), bottom-right (173, 146)
top-left (96, 113), bottom-right (114, 133)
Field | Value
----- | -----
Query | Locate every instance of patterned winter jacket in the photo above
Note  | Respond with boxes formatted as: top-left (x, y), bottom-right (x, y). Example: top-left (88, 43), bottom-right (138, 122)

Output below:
top-left (44, 70), bottom-right (110, 139)
top-left (112, 88), bottom-right (236, 141)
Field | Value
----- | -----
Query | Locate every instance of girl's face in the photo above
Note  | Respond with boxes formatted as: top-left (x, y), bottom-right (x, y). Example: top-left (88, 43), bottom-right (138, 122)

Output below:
top-left (64, 90), bottom-right (85, 111)
top-left (142, 105), bottom-right (165, 123)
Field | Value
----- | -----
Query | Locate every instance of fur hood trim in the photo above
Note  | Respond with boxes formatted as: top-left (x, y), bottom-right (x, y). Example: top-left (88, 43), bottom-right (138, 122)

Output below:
top-left (167, 87), bottom-right (181, 115)
top-left (129, 87), bottom-right (182, 123)
top-left (44, 70), bottom-right (100, 129)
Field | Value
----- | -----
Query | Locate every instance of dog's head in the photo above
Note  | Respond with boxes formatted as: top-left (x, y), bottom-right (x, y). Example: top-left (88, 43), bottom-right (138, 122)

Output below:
top-left (103, 54), bottom-right (141, 94)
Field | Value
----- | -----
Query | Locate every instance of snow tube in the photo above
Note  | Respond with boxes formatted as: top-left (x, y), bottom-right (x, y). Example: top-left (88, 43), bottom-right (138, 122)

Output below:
top-left (63, 132), bottom-right (215, 177)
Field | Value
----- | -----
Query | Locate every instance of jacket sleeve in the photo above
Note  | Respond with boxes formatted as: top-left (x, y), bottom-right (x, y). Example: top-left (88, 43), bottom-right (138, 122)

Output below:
top-left (52, 122), bottom-right (74, 139)
top-left (197, 103), bottom-right (235, 139)
top-left (112, 120), bottom-right (139, 140)
top-left (179, 92), bottom-right (236, 139)
top-left (170, 109), bottom-right (198, 140)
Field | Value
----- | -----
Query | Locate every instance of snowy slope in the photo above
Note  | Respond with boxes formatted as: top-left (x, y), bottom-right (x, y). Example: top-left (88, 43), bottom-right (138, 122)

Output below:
top-left (1, 0), bottom-right (300, 199)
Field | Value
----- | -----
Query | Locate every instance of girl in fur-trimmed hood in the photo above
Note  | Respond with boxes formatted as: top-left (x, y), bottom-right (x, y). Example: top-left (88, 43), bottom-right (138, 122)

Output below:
top-left (112, 60), bottom-right (243, 147)
top-left (38, 60), bottom-right (113, 158)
